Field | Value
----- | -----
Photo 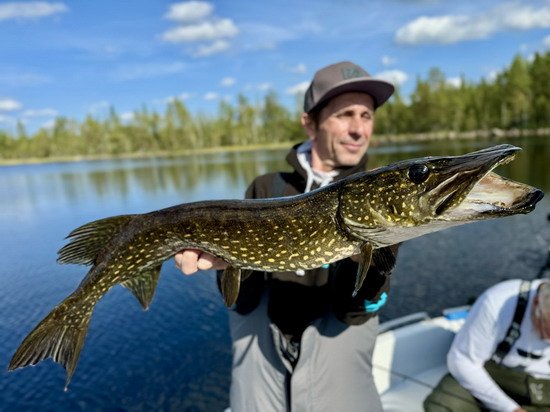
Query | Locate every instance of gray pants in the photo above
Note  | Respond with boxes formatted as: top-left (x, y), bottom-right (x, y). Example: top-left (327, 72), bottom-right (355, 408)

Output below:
top-left (229, 292), bottom-right (382, 412)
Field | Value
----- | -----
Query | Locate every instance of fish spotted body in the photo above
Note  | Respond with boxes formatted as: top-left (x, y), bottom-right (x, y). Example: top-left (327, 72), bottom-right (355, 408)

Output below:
top-left (8, 144), bottom-right (544, 386)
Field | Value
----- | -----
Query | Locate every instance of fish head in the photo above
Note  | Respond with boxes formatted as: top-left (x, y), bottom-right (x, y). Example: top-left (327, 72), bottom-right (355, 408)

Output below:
top-left (339, 144), bottom-right (544, 245)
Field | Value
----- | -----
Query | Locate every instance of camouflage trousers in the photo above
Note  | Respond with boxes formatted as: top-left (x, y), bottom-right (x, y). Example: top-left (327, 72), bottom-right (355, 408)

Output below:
top-left (424, 361), bottom-right (550, 411)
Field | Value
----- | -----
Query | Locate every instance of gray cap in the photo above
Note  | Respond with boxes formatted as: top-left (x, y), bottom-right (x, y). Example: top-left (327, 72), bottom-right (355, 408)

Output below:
top-left (303, 61), bottom-right (395, 113)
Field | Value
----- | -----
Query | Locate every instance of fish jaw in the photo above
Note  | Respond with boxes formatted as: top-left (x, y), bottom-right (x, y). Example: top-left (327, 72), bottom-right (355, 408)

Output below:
top-left (439, 171), bottom-right (544, 221)
top-left (422, 144), bottom-right (524, 217)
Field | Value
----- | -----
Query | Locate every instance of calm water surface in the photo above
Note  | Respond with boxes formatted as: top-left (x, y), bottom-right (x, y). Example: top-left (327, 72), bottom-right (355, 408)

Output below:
top-left (1, 137), bottom-right (549, 411)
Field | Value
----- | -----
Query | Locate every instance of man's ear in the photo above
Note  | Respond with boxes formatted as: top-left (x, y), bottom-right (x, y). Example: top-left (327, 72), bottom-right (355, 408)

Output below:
top-left (301, 112), bottom-right (316, 139)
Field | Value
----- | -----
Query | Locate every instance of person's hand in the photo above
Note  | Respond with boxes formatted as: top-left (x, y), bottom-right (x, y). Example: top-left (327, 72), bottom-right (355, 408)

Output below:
top-left (174, 249), bottom-right (228, 275)
top-left (513, 408), bottom-right (527, 412)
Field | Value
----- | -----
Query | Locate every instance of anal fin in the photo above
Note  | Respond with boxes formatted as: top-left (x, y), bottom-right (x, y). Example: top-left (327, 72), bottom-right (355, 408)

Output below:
top-left (353, 242), bottom-right (373, 297)
top-left (121, 265), bottom-right (162, 310)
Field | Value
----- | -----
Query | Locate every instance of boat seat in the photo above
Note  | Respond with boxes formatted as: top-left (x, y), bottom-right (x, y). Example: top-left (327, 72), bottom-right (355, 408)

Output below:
top-left (373, 314), bottom-right (465, 411)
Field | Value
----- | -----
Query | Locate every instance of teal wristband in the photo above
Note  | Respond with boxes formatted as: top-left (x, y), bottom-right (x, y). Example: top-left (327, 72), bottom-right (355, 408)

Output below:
top-left (364, 292), bottom-right (387, 313)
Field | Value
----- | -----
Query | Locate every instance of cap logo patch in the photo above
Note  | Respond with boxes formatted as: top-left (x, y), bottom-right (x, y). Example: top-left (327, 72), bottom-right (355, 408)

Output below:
top-left (341, 67), bottom-right (364, 80)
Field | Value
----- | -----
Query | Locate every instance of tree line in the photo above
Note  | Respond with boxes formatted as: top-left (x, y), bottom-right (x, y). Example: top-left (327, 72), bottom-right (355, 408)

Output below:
top-left (1, 52), bottom-right (549, 161)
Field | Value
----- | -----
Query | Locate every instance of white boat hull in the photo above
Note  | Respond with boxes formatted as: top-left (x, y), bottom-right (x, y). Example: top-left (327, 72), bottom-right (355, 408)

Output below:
top-left (373, 309), bottom-right (468, 411)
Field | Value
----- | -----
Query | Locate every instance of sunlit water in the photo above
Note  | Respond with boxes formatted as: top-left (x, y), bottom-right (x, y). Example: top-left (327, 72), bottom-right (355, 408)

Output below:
top-left (1, 138), bottom-right (549, 411)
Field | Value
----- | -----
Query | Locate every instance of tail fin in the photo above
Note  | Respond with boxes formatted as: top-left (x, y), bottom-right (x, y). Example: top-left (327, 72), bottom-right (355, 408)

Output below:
top-left (8, 305), bottom-right (92, 389)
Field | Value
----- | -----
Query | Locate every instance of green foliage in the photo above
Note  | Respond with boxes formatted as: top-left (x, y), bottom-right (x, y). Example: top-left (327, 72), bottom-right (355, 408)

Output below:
top-left (1, 52), bottom-right (549, 161)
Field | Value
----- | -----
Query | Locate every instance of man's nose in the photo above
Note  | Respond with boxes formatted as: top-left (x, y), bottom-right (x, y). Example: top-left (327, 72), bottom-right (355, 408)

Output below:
top-left (348, 116), bottom-right (364, 137)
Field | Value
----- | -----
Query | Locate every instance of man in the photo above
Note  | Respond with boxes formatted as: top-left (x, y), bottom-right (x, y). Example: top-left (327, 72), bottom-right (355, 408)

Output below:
top-left (424, 279), bottom-right (550, 412)
top-left (175, 61), bottom-right (398, 411)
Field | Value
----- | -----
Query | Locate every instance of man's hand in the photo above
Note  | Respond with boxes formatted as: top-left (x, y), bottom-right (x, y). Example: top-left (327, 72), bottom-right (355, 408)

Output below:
top-left (174, 249), bottom-right (228, 275)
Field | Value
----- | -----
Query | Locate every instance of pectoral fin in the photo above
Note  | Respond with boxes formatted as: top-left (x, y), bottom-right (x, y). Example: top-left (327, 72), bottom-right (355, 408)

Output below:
top-left (221, 266), bottom-right (242, 307)
top-left (240, 269), bottom-right (253, 282)
top-left (121, 265), bottom-right (162, 310)
top-left (372, 247), bottom-right (397, 276)
top-left (353, 242), bottom-right (373, 297)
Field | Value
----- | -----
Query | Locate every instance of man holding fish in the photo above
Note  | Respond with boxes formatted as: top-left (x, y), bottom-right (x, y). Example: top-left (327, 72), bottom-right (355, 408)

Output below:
top-left (176, 61), bottom-right (399, 411)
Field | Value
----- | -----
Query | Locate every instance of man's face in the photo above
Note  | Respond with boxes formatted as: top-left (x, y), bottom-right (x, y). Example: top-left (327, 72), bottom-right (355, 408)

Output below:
top-left (304, 92), bottom-right (375, 173)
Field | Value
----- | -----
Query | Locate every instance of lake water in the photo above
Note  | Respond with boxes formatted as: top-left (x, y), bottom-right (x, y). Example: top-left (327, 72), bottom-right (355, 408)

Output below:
top-left (1, 137), bottom-right (549, 411)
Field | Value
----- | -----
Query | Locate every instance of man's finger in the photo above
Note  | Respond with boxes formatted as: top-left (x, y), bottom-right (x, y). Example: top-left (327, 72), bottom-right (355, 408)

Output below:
top-left (175, 249), bottom-right (201, 275)
top-left (197, 253), bottom-right (216, 271)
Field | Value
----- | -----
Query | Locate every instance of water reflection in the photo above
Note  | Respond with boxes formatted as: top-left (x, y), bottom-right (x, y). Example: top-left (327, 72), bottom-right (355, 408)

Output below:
top-left (2, 137), bottom-right (549, 216)
top-left (2, 151), bottom-right (290, 211)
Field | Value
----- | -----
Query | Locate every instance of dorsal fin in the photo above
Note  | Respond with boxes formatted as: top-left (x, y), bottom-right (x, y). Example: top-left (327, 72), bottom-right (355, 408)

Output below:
top-left (57, 215), bottom-right (137, 265)
top-left (121, 265), bottom-right (162, 310)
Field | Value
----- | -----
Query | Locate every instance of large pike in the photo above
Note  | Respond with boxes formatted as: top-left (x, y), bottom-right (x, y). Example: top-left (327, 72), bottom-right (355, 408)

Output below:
top-left (8, 144), bottom-right (544, 386)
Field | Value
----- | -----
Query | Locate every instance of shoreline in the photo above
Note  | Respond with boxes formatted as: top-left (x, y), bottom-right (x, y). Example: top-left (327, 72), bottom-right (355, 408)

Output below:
top-left (1, 127), bottom-right (549, 166)
top-left (376, 127), bottom-right (550, 143)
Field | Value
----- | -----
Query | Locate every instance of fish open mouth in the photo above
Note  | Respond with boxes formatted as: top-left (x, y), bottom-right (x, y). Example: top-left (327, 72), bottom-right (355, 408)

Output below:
top-left (434, 145), bottom-right (544, 220)
top-left (448, 172), bottom-right (544, 219)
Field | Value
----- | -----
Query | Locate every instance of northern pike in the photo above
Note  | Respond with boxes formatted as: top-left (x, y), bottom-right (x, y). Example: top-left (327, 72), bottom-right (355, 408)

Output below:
top-left (8, 144), bottom-right (544, 386)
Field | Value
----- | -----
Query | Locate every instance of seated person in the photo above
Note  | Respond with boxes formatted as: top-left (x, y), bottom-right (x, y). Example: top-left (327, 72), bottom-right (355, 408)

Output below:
top-left (424, 279), bottom-right (550, 412)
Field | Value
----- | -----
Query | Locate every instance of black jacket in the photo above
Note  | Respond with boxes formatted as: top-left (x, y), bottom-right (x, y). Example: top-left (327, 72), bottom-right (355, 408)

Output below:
top-left (225, 142), bottom-right (397, 340)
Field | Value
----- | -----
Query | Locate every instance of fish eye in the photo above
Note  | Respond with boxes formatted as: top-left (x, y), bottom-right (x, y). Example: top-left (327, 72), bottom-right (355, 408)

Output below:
top-left (408, 164), bottom-right (430, 184)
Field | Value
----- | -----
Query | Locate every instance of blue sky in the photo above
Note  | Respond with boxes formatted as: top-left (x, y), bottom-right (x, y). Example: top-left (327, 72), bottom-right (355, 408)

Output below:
top-left (1, 0), bottom-right (549, 133)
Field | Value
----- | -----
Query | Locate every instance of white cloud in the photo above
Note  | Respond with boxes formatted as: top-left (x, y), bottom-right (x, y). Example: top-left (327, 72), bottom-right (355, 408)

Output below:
top-left (194, 39), bottom-right (231, 56)
top-left (285, 63), bottom-right (307, 74)
top-left (447, 77), bottom-right (462, 88)
top-left (0, 98), bottom-right (22, 112)
top-left (0, 114), bottom-right (15, 125)
top-left (256, 83), bottom-right (271, 92)
top-left (88, 100), bottom-right (110, 115)
top-left (165, 1), bottom-right (213, 23)
top-left (286, 81), bottom-right (309, 95)
top-left (375, 70), bottom-right (409, 86)
top-left (497, 3), bottom-right (550, 30)
top-left (486, 69), bottom-right (500, 82)
top-left (177, 92), bottom-right (192, 101)
top-left (162, 18), bottom-right (238, 43)
top-left (23, 108), bottom-right (58, 117)
top-left (162, 2), bottom-right (238, 57)
top-left (221, 77), bottom-right (235, 87)
top-left (152, 92), bottom-right (192, 107)
top-left (203, 92), bottom-right (219, 101)
top-left (240, 22), bottom-right (295, 51)
top-left (245, 82), bottom-right (273, 92)
top-left (120, 112), bottom-right (134, 122)
top-left (0, 1), bottom-right (68, 21)
top-left (381, 55), bottom-right (396, 66)
top-left (395, 15), bottom-right (492, 45)
top-left (543, 34), bottom-right (550, 49)
top-left (111, 62), bottom-right (186, 81)
top-left (40, 119), bottom-right (56, 130)
top-left (395, 3), bottom-right (550, 45)
top-left (0, 71), bottom-right (50, 86)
